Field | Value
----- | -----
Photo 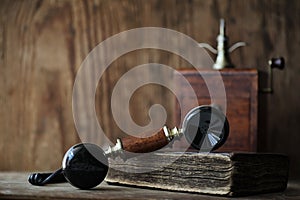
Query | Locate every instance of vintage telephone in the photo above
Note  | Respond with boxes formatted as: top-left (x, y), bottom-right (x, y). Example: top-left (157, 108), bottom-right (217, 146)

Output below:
top-left (28, 105), bottom-right (229, 189)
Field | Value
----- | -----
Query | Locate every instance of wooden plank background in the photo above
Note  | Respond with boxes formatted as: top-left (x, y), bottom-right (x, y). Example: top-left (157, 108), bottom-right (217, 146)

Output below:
top-left (1, 0), bottom-right (300, 178)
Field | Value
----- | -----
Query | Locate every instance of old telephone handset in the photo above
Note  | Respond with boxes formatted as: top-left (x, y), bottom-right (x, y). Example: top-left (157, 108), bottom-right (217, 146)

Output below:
top-left (28, 105), bottom-right (229, 189)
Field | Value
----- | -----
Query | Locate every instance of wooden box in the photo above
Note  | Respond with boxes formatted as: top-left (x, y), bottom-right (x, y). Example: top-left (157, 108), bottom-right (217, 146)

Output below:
top-left (174, 69), bottom-right (258, 152)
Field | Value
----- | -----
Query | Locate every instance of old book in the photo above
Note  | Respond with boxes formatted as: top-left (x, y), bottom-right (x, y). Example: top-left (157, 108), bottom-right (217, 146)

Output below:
top-left (105, 152), bottom-right (289, 196)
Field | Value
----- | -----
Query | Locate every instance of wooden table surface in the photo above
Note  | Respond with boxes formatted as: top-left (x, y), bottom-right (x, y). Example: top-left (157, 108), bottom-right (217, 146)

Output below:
top-left (0, 172), bottom-right (299, 200)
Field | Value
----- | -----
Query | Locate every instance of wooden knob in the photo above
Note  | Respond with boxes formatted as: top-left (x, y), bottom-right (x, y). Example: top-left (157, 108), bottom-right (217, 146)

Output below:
top-left (120, 128), bottom-right (169, 153)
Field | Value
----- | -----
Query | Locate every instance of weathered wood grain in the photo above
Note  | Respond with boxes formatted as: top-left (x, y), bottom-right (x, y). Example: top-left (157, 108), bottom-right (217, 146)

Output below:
top-left (0, 0), bottom-right (300, 179)
top-left (1, 172), bottom-right (299, 200)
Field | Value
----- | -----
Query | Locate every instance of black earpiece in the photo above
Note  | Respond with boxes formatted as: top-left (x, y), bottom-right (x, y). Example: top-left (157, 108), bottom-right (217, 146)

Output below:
top-left (183, 106), bottom-right (229, 151)
top-left (29, 143), bottom-right (108, 189)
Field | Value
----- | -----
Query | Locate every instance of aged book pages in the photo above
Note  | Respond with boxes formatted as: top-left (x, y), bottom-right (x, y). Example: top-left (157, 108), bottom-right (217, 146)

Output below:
top-left (105, 152), bottom-right (289, 196)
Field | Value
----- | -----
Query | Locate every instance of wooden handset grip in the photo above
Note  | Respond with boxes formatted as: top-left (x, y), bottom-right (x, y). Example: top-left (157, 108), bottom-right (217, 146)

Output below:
top-left (121, 128), bottom-right (169, 153)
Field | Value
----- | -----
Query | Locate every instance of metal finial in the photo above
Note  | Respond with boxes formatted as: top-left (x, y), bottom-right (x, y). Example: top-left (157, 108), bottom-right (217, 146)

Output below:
top-left (198, 18), bottom-right (246, 70)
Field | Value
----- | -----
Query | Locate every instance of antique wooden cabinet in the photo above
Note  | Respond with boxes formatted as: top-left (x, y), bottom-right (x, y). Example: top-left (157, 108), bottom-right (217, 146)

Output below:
top-left (174, 69), bottom-right (258, 152)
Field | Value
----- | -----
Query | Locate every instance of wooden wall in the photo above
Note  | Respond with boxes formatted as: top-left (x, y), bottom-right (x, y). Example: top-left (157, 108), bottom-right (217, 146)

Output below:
top-left (1, 0), bottom-right (300, 178)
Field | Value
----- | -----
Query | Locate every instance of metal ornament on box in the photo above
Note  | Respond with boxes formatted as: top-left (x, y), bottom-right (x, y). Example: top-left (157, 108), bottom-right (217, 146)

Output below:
top-left (199, 19), bottom-right (246, 70)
